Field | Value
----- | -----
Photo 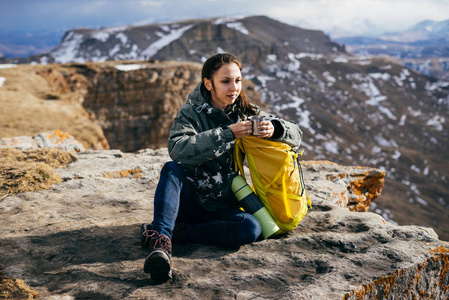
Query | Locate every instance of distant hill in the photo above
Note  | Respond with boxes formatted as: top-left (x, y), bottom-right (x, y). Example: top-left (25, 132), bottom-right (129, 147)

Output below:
top-left (1, 15), bottom-right (448, 240)
top-left (333, 19), bottom-right (449, 79)
top-left (383, 19), bottom-right (449, 43)
top-left (0, 30), bottom-right (63, 58)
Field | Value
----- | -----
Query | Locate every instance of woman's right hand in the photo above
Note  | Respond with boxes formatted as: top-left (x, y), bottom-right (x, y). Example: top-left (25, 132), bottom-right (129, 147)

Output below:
top-left (229, 121), bottom-right (253, 139)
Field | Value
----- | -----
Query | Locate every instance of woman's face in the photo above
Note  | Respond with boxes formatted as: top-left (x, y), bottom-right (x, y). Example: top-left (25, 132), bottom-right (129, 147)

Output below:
top-left (204, 63), bottom-right (242, 110)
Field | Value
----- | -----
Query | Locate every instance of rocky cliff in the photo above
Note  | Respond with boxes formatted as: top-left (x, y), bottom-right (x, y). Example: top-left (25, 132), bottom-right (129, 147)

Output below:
top-left (0, 62), bottom-right (264, 152)
top-left (77, 61), bottom-right (202, 151)
top-left (0, 146), bottom-right (448, 299)
top-left (78, 61), bottom-right (263, 151)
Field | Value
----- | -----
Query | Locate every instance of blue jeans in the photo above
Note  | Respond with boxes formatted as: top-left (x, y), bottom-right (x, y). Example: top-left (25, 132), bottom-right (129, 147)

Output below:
top-left (152, 161), bottom-right (261, 249)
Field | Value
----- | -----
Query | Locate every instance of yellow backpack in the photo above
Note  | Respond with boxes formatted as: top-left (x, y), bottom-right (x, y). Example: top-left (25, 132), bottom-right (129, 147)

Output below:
top-left (234, 136), bottom-right (311, 233)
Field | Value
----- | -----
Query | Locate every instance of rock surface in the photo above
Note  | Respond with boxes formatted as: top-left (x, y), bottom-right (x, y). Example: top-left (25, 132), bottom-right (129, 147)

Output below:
top-left (0, 130), bottom-right (85, 153)
top-left (0, 149), bottom-right (448, 299)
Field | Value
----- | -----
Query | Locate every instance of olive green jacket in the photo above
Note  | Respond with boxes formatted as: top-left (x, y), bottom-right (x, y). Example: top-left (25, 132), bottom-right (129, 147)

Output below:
top-left (168, 83), bottom-right (303, 211)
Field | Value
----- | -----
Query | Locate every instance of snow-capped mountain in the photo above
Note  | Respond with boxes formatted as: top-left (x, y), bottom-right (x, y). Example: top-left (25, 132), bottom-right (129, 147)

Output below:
top-left (335, 18), bottom-right (449, 58)
top-left (333, 19), bottom-right (449, 80)
top-left (27, 16), bottom-right (343, 65)
top-left (383, 19), bottom-right (449, 42)
top-left (4, 16), bottom-right (449, 239)
top-left (324, 18), bottom-right (387, 39)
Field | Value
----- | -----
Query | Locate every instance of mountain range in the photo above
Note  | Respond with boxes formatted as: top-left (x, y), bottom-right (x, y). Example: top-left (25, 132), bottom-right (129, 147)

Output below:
top-left (334, 19), bottom-right (449, 80)
top-left (1, 15), bottom-right (448, 240)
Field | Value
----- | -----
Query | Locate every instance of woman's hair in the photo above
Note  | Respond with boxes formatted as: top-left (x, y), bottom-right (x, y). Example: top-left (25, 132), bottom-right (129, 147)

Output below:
top-left (202, 53), bottom-right (258, 117)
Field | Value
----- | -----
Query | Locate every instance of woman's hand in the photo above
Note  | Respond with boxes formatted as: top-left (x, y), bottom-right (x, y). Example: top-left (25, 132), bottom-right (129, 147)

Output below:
top-left (257, 120), bottom-right (274, 138)
top-left (230, 121), bottom-right (253, 139)
top-left (229, 120), bottom-right (274, 139)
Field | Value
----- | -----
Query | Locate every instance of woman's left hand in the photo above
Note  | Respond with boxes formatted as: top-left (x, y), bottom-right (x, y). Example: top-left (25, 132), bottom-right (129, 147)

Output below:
top-left (257, 120), bottom-right (274, 138)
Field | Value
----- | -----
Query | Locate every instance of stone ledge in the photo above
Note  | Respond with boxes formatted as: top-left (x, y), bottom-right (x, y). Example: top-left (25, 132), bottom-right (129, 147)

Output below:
top-left (0, 149), bottom-right (446, 299)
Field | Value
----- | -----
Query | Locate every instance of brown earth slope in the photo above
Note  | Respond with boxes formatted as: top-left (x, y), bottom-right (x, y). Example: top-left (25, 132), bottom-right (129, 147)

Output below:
top-left (0, 64), bottom-right (107, 150)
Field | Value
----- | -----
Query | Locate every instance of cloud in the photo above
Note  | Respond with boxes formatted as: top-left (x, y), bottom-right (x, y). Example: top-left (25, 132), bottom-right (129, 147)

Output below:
top-left (1, 0), bottom-right (448, 35)
top-left (139, 0), bottom-right (164, 7)
top-left (263, 0), bottom-right (449, 35)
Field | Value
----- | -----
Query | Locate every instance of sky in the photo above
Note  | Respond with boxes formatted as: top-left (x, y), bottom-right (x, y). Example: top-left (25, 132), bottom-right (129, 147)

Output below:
top-left (1, 0), bottom-right (449, 37)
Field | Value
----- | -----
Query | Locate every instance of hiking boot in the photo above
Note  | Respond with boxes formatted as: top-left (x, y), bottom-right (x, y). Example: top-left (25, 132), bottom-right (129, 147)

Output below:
top-left (140, 223), bottom-right (152, 248)
top-left (172, 222), bottom-right (189, 243)
top-left (141, 222), bottom-right (189, 245)
top-left (143, 230), bottom-right (172, 282)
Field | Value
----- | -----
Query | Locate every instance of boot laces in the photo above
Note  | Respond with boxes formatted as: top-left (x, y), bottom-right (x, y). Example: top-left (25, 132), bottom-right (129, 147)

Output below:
top-left (143, 230), bottom-right (171, 253)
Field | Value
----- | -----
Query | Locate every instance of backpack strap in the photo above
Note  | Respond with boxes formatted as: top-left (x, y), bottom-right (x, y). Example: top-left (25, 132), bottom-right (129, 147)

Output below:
top-left (294, 150), bottom-right (312, 208)
top-left (234, 138), bottom-right (246, 176)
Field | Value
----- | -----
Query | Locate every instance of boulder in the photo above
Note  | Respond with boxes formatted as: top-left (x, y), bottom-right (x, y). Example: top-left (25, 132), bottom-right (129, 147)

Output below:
top-left (0, 149), bottom-right (447, 299)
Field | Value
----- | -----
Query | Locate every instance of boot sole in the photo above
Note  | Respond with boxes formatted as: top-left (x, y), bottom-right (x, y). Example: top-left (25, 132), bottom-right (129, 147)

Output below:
top-left (143, 250), bottom-right (172, 282)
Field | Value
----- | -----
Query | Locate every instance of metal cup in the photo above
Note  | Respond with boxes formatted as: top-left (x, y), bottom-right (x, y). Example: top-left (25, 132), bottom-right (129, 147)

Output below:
top-left (249, 116), bottom-right (265, 135)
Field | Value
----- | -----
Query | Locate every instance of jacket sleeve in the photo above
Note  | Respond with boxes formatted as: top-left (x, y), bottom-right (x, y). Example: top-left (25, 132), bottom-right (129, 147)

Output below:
top-left (259, 111), bottom-right (303, 148)
top-left (168, 109), bottom-right (235, 167)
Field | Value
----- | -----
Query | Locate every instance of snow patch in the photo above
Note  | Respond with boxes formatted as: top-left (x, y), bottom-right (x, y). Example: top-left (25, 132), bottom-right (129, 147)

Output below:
top-left (273, 95), bottom-right (314, 134)
top-left (255, 75), bottom-right (275, 88)
top-left (369, 73), bottom-right (391, 81)
top-left (392, 150), bottom-right (401, 160)
top-left (349, 75), bottom-right (397, 119)
top-left (226, 22), bottom-right (249, 35)
top-left (0, 64), bottom-right (17, 69)
top-left (296, 53), bottom-right (323, 60)
top-left (267, 54), bottom-right (277, 62)
top-left (115, 32), bottom-right (129, 45)
top-left (353, 59), bottom-right (372, 65)
top-left (323, 71), bottom-right (336, 83)
top-left (375, 136), bottom-right (398, 148)
top-left (92, 31), bottom-right (110, 42)
top-left (214, 17), bottom-right (237, 24)
top-left (408, 106), bottom-right (422, 117)
top-left (371, 146), bottom-right (382, 154)
top-left (103, 26), bottom-right (129, 34)
top-left (410, 165), bottom-right (420, 173)
top-left (323, 141), bottom-right (339, 154)
top-left (378, 106), bottom-right (397, 120)
top-left (415, 197), bottom-right (428, 206)
top-left (141, 24), bottom-right (194, 58)
top-left (362, 80), bottom-right (387, 105)
top-left (159, 25), bottom-right (171, 32)
top-left (393, 68), bottom-right (411, 87)
top-left (52, 32), bottom-right (85, 63)
top-left (0, 77), bottom-right (5, 87)
top-left (426, 115), bottom-right (445, 131)
top-left (333, 56), bottom-right (348, 63)
top-left (287, 53), bottom-right (301, 71)
top-left (115, 64), bottom-right (147, 72)
top-left (109, 44), bottom-right (121, 56)
top-left (398, 115), bottom-right (407, 126)
top-left (426, 80), bottom-right (449, 92)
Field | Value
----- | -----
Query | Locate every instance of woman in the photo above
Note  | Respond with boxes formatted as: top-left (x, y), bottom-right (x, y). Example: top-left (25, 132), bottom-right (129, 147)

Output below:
top-left (142, 53), bottom-right (302, 282)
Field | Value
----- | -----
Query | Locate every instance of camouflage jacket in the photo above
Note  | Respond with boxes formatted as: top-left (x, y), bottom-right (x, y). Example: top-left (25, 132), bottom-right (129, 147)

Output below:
top-left (168, 83), bottom-right (303, 211)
